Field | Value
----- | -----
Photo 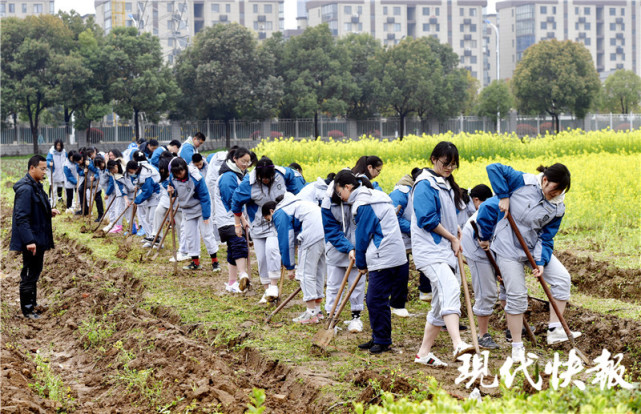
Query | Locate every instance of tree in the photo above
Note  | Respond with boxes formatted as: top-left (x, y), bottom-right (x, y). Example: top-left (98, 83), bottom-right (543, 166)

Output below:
top-left (281, 24), bottom-right (355, 138)
top-left (337, 33), bottom-right (383, 119)
top-left (603, 70), bottom-right (641, 114)
top-left (512, 39), bottom-right (600, 133)
top-left (107, 27), bottom-right (178, 141)
top-left (477, 80), bottom-right (513, 129)
top-left (1, 15), bottom-right (73, 154)
top-left (174, 23), bottom-right (283, 147)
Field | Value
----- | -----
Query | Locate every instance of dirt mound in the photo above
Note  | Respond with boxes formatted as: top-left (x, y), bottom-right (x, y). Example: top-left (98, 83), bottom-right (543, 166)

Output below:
top-left (1, 232), bottom-right (333, 412)
top-left (557, 250), bottom-right (641, 304)
top-left (352, 370), bottom-right (418, 405)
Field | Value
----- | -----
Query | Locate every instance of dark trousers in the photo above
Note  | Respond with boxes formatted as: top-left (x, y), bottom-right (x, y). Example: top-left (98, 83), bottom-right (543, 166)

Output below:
top-left (66, 188), bottom-right (74, 209)
top-left (80, 181), bottom-right (104, 217)
top-left (366, 262), bottom-right (410, 345)
top-left (389, 255), bottom-right (411, 309)
top-left (419, 271), bottom-right (432, 294)
top-left (219, 225), bottom-right (248, 265)
top-left (20, 249), bottom-right (45, 315)
top-left (94, 190), bottom-right (104, 217)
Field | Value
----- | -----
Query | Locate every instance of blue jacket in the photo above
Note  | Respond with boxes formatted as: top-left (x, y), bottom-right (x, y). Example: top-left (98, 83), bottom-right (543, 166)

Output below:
top-left (169, 166), bottom-right (211, 220)
top-left (389, 177), bottom-right (414, 249)
top-left (178, 137), bottom-right (198, 162)
top-left (150, 146), bottom-right (167, 168)
top-left (46, 146), bottom-right (66, 183)
top-left (215, 160), bottom-right (245, 228)
top-left (63, 159), bottom-right (78, 188)
top-left (461, 196), bottom-right (502, 263)
top-left (485, 163), bottom-right (565, 266)
top-left (10, 174), bottom-right (54, 251)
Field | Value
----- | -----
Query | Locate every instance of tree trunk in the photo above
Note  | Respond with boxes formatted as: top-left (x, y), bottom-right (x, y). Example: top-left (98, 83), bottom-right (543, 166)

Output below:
top-left (225, 118), bottom-right (231, 149)
top-left (64, 107), bottom-right (72, 144)
top-left (134, 109), bottom-right (140, 141)
top-left (12, 113), bottom-right (18, 143)
top-left (399, 113), bottom-right (405, 141)
top-left (554, 114), bottom-right (560, 134)
top-left (86, 120), bottom-right (92, 144)
top-left (314, 111), bottom-right (319, 140)
top-left (620, 97), bottom-right (625, 114)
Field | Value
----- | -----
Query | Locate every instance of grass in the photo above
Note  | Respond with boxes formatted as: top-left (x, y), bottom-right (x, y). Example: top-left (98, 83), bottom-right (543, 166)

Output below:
top-left (28, 351), bottom-right (76, 411)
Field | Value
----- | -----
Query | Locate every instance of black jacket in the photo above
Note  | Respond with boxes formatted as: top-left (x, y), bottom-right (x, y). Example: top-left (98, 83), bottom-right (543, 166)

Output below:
top-left (10, 174), bottom-right (54, 252)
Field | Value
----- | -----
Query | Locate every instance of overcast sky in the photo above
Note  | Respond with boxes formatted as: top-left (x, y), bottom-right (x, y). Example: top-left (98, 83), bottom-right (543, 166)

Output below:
top-left (55, 0), bottom-right (498, 29)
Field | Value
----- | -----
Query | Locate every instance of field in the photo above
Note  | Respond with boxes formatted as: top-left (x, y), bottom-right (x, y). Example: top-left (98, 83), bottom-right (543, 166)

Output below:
top-left (1, 131), bottom-right (640, 413)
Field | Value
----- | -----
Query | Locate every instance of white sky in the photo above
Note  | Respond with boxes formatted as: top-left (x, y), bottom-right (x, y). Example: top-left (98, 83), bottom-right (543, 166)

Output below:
top-left (55, 0), bottom-right (498, 29)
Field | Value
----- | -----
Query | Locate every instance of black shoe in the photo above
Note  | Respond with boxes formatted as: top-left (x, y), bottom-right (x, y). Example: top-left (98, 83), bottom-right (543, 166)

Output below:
top-left (478, 333), bottom-right (500, 350)
top-left (94, 216), bottom-right (102, 222)
top-left (24, 312), bottom-right (40, 320)
top-left (505, 329), bottom-right (512, 342)
top-left (358, 339), bottom-right (374, 350)
top-left (369, 343), bottom-right (391, 354)
top-left (74, 211), bottom-right (82, 216)
top-left (442, 324), bottom-right (468, 332)
top-left (212, 262), bottom-right (221, 272)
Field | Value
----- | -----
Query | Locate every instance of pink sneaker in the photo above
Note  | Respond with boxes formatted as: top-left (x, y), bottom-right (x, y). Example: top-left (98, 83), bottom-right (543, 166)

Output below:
top-left (292, 310), bottom-right (320, 324)
top-left (109, 225), bottom-right (123, 234)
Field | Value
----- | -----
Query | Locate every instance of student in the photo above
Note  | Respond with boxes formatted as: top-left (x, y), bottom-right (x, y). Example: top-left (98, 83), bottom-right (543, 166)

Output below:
top-left (122, 141), bottom-right (139, 163)
top-left (150, 140), bottom-right (181, 168)
top-left (179, 132), bottom-right (206, 162)
top-left (413, 142), bottom-right (474, 368)
top-left (108, 149), bottom-right (123, 161)
top-left (321, 172), bottom-right (366, 333)
top-left (456, 185), bottom-right (493, 229)
top-left (333, 170), bottom-right (409, 354)
top-left (231, 157), bottom-right (305, 302)
top-left (72, 152), bottom-right (87, 216)
top-left (263, 193), bottom-right (326, 324)
top-left (148, 152), bottom-right (179, 248)
top-left (298, 173), bottom-right (334, 206)
top-left (168, 158), bottom-right (220, 272)
top-left (94, 156), bottom-right (111, 219)
top-left (139, 139), bottom-right (159, 159)
top-left (288, 162), bottom-right (307, 188)
top-left (63, 150), bottom-right (79, 211)
top-left (190, 153), bottom-right (209, 184)
top-left (215, 148), bottom-right (251, 293)
top-left (478, 163), bottom-right (579, 361)
top-left (84, 148), bottom-right (104, 221)
top-left (352, 155), bottom-right (384, 191)
top-left (388, 168), bottom-right (430, 313)
top-left (461, 193), bottom-right (503, 350)
top-left (126, 152), bottom-right (162, 244)
top-left (46, 139), bottom-right (66, 206)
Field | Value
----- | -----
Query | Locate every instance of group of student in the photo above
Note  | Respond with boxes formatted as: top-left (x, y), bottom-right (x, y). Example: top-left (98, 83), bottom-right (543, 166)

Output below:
top-left (46, 134), bottom-right (581, 366)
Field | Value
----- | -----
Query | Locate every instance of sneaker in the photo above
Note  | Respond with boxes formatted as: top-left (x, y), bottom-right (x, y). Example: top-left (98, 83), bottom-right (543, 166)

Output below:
top-left (478, 333), bottom-right (500, 350)
top-left (24, 312), bottom-right (40, 320)
top-left (453, 342), bottom-right (475, 359)
top-left (390, 307), bottom-right (410, 318)
top-left (265, 285), bottom-right (279, 300)
top-left (316, 312), bottom-right (325, 321)
top-left (547, 327), bottom-right (582, 345)
top-left (415, 352), bottom-right (448, 367)
top-left (226, 281), bottom-right (242, 293)
top-left (102, 223), bottom-right (114, 232)
top-left (238, 274), bottom-right (250, 292)
top-left (141, 236), bottom-right (153, 243)
top-left (369, 344), bottom-right (391, 354)
top-left (512, 344), bottom-right (526, 362)
top-left (137, 228), bottom-right (146, 237)
top-left (212, 262), bottom-right (221, 273)
top-left (419, 292), bottom-right (433, 302)
top-left (258, 294), bottom-right (268, 304)
top-left (143, 241), bottom-right (154, 248)
top-left (169, 252), bottom-right (191, 262)
top-left (109, 225), bottom-right (123, 234)
top-left (292, 310), bottom-right (320, 324)
top-left (183, 261), bottom-right (202, 270)
top-left (94, 216), bottom-right (102, 222)
top-left (347, 317), bottom-right (363, 333)
top-left (505, 327), bottom-right (527, 343)
top-left (358, 339), bottom-right (374, 350)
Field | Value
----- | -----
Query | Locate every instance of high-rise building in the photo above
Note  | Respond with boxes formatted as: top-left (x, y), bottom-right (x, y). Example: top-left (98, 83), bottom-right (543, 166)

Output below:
top-left (482, 13), bottom-right (498, 87)
top-left (0, 0), bottom-right (55, 18)
top-left (94, 0), bottom-right (284, 63)
top-left (306, 0), bottom-right (487, 81)
top-left (497, 1), bottom-right (639, 80)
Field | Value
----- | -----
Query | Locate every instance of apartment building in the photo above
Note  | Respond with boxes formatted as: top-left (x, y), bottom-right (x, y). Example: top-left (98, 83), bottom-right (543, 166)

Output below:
top-left (306, 0), bottom-right (486, 81)
top-left (94, 0), bottom-right (284, 63)
top-left (482, 13), bottom-right (498, 87)
top-left (0, 0), bottom-right (54, 18)
top-left (497, 0), bottom-right (639, 80)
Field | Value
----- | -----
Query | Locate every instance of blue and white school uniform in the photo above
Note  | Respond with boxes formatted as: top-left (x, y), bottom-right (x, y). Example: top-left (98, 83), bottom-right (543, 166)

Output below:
top-left (178, 136), bottom-right (198, 163)
top-left (215, 160), bottom-right (249, 265)
top-left (46, 145), bottom-right (66, 204)
top-left (410, 169), bottom-right (461, 327)
top-left (131, 161), bottom-right (161, 235)
top-left (321, 184), bottom-right (365, 314)
top-left (297, 178), bottom-right (328, 206)
top-left (388, 178), bottom-right (416, 309)
top-left (231, 166), bottom-right (304, 285)
top-left (482, 163), bottom-right (570, 315)
top-left (63, 158), bottom-right (79, 208)
top-left (350, 186), bottom-right (408, 346)
top-left (205, 151), bottom-right (229, 242)
top-left (170, 166), bottom-right (218, 258)
top-left (457, 196), bottom-right (477, 229)
top-left (461, 196), bottom-right (506, 317)
top-left (122, 142), bottom-right (138, 163)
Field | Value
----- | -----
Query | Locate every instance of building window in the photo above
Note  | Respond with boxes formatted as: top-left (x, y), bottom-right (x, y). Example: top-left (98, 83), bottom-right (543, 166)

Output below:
top-left (610, 38), bottom-right (616, 46)
top-left (585, 22), bottom-right (590, 30)
top-left (610, 53), bottom-right (617, 60)
top-left (471, 24), bottom-right (476, 32)
top-left (226, 4), bottom-right (230, 12)
top-left (168, 55), bottom-right (174, 64)
top-left (423, 7), bottom-right (429, 16)
top-left (435, 7), bottom-right (439, 16)
top-left (393, 6), bottom-right (400, 16)
top-left (167, 20), bottom-right (174, 30)
top-left (126, 19), bottom-right (133, 26)
top-left (621, 8), bottom-right (625, 16)
top-left (470, 8), bottom-right (476, 16)
top-left (253, 4), bottom-right (258, 13)
top-left (541, 6), bottom-right (547, 14)
top-left (49, 1), bottom-right (53, 13)
top-left (471, 55), bottom-right (477, 64)
top-left (212, 4), bottom-right (219, 12)
top-left (541, 22), bottom-right (547, 30)
top-left (460, 24), bottom-right (465, 32)
top-left (105, 17), bottom-right (111, 29)
top-left (460, 8), bottom-right (464, 16)
top-left (9, 3), bottom-right (15, 13)
top-left (167, 3), bottom-right (173, 12)
top-left (584, 38), bottom-right (591, 46)
top-left (394, 23), bottom-right (401, 32)
top-left (344, 5), bottom-right (351, 14)
top-left (33, 4), bottom-right (43, 13)
top-left (460, 39), bottom-right (465, 47)
top-left (0, 4), bottom-right (5, 16)
top-left (265, 4), bottom-right (272, 13)
top-left (610, 23), bottom-right (616, 30)
top-left (584, 7), bottom-right (590, 15)
top-left (575, 7), bottom-right (579, 15)
top-left (168, 38), bottom-right (175, 47)
top-left (423, 23), bottom-right (429, 31)
top-left (552, 6), bottom-right (556, 14)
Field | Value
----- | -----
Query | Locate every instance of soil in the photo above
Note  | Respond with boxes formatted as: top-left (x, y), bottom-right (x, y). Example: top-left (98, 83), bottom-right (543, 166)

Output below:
top-left (2, 206), bottom-right (641, 412)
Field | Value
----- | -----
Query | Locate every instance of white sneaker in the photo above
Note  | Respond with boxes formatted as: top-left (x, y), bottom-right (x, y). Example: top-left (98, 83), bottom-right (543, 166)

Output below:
top-left (238, 273), bottom-right (250, 292)
top-left (102, 223), bottom-right (114, 232)
top-left (143, 241), bottom-right (153, 248)
top-left (258, 294), bottom-right (268, 304)
top-left (265, 285), bottom-right (279, 299)
top-left (169, 252), bottom-right (190, 262)
top-left (453, 341), bottom-right (475, 359)
top-left (226, 281), bottom-right (242, 293)
top-left (347, 317), bottom-right (363, 333)
top-left (292, 310), bottom-right (320, 324)
top-left (415, 352), bottom-right (448, 367)
top-left (512, 344), bottom-right (526, 362)
top-left (390, 307), bottom-right (410, 318)
top-left (547, 327), bottom-right (582, 345)
top-left (419, 292), bottom-right (433, 302)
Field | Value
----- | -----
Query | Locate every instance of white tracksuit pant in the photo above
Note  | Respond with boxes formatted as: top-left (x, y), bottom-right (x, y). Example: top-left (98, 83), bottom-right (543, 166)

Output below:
top-left (295, 240), bottom-right (326, 302)
top-left (324, 263), bottom-right (365, 314)
top-left (182, 215), bottom-right (219, 257)
top-left (253, 235), bottom-right (281, 285)
top-left (419, 262), bottom-right (462, 327)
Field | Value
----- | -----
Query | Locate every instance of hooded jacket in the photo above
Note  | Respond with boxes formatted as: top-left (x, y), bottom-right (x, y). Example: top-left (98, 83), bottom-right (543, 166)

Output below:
top-left (133, 161), bottom-right (161, 206)
top-left (215, 159), bottom-right (245, 228)
top-left (297, 177), bottom-right (329, 205)
top-left (350, 185), bottom-right (407, 272)
top-left (46, 146), bottom-right (66, 183)
top-left (230, 166), bottom-right (304, 238)
top-left (410, 169), bottom-right (459, 270)
top-left (178, 136), bottom-right (198, 163)
top-left (389, 174), bottom-right (415, 250)
top-left (63, 158), bottom-right (78, 189)
top-left (461, 196), bottom-right (503, 262)
top-left (485, 163), bottom-right (565, 266)
top-left (272, 192), bottom-right (324, 270)
top-left (10, 174), bottom-right (54, 252)
top-left (170, 165), bottom-right (211, 221)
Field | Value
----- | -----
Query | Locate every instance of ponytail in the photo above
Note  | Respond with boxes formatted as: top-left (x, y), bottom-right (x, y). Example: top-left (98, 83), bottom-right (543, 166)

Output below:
top-left (537, 164), bottom-right (571, 193)
top-left (430, 141), bottom-right (463, 208)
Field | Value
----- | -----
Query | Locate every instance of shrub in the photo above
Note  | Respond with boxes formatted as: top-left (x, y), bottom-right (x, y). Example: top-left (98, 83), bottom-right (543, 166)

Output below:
top-left (270, 131), bottom-right (283, 138)
top-left (539, 122), bottom-right (554, 134)
top-left (327, 129), bottom-right (345, 138)
top-left (516, 123), bottom-right (537, 136)
top-left (87, 128), bottom-right (104, 143)
top-left (367, 130), bottom-right (382, 138)
top-left (615, 122), bottom-right (631, 131)
top-left (250, 130), bottom-right (262, 140)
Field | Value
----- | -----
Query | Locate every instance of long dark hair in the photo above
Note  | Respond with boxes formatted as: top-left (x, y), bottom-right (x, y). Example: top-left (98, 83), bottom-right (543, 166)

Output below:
top-left (331, 170), bottom-right (375, 204)
top-left (227, 147), bottom-right (251, 162)
top-left (255, 156), bottom-right (275, 189)
top-left (430, 141), bottom-right (463, 209)
top-left (54, 139), bottom-right (64, 152)
top-left (170, 158), bottom-right (188, 176)
top-left (352, 155), bottom-right (383, 179)
top-left (107, 159), bottom-right (123, 175)
top-left (537, 164), bottom-right (571, 193)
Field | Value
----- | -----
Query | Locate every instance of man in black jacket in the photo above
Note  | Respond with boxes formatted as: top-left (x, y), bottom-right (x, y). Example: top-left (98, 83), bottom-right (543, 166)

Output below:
top-left (10, 155), bottom-right (60, 319)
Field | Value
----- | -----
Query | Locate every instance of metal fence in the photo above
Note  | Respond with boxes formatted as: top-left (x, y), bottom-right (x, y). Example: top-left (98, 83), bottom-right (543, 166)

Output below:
top-left (2, 113), bottom-right (639, 148)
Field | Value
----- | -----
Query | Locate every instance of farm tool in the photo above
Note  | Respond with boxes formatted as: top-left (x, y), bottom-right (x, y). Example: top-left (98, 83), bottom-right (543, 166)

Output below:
top-left (505, 211), bottom-right (590, 365)
top-left (86, 178), bottom-right (99, 224)
top-left (170, 194), bottom-right (178, 275)
top-left (150, 199), bottom-right (179, 261)
top-left (264, 286), bottom-right (302, 323)
top-left (313, 266), bottom-right (364, 352)
top-left (125, 204), bottom-right (138, 243)
top-left (92, 195), bottom-right (117, 233)
top-left (470, 221), bottom-right (537, 346)
top-left (457, 248), bottom-right (481, 355)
